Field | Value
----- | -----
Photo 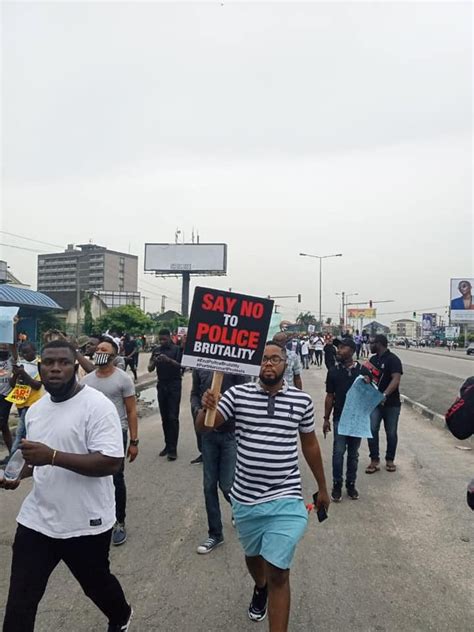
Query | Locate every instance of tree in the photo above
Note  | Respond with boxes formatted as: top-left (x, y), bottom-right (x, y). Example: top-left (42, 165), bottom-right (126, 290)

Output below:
top-left (37, 311), bottom-right (66, 341)
top-left (296, 312), bottom-right (319, 327)
top-left (95, 305), bottom-right (153, 335)
top-left (83, 294), bottom-right (94, 335)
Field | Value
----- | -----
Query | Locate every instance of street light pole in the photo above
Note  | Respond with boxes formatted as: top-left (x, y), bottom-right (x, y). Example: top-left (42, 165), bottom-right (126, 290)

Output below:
top-left (300, 252), bottom-right (342, 328)
top-left (336, 291), bottom-right (358, 332)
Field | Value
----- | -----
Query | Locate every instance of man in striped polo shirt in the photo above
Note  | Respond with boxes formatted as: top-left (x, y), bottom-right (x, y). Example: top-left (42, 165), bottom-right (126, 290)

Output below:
top-left (197, 342), bottom-right (330, 631)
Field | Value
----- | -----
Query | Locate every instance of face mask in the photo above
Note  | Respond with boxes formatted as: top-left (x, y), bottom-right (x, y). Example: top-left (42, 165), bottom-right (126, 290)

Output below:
top-left (93, 352), bottom-right (113, 366)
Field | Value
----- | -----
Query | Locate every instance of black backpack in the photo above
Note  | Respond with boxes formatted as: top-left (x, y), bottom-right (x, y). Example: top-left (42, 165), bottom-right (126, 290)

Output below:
top-left (445, 384), bottom-right (474, 440)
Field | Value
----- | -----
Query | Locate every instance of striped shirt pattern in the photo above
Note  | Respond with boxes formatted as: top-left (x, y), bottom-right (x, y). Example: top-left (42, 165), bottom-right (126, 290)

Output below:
top-left (218, 381), bottom-right (315, 505)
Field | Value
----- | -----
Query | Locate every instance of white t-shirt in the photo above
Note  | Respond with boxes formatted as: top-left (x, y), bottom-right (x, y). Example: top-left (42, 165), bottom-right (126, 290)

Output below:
top-left (17, 385), bottom-right (124, 539)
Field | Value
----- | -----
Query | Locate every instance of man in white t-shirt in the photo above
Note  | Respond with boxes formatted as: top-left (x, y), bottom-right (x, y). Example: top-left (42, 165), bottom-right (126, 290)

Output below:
top-left (0, 340), bottom-right (133, 632)
top-left (82, 336), bottom-right (139, 547)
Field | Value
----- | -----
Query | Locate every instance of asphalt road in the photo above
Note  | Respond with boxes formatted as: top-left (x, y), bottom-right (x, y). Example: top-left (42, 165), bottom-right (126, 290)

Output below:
top-left (388, 348), bottom-right (474, 417)
top-left (1, 368), bottom-right (472, 631)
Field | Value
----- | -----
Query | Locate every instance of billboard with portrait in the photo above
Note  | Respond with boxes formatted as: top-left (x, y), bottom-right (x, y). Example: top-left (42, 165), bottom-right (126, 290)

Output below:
top-left (421, 313), bottom-right (436, 336)
top-left (450, 278), bottom-right (474, 322)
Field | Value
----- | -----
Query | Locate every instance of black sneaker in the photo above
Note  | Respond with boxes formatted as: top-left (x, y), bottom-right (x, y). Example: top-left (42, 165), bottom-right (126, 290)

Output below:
top-left (248, 584), bottom-right (268, 622)
top-left (107, 605), bottom-right (133, 631)
top-left (331, 482), bottom-right (342, 502)
top-left (159, 447), bottom-right (168, 457)
top-left (167, 453), bottom-right (177, 461)
top-left (346, 483), bottom-right (359, 500)
top-left (190, 455), bottom-right (203, 465)
top-left (196, 536), bottom-right (224, 554)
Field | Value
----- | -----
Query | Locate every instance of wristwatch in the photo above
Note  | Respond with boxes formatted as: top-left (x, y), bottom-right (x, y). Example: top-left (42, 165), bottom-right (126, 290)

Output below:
top-left (129, 439), bottom-right (139, 446)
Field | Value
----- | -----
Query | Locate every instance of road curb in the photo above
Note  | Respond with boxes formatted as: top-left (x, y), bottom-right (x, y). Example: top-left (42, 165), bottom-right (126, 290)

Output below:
top-left (401, 393), bottom-right (473, 446)
top-left (400, 394), bottom-right (445, 429)
top-left (397, 347), bottom-right (474, 362)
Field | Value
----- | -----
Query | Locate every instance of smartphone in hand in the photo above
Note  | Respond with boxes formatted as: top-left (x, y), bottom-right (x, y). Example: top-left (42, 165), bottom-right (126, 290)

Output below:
top-left (313, 492), bottom-right (328, 523)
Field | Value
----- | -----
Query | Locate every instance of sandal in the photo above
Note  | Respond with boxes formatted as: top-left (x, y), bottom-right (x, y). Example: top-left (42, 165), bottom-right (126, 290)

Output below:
top-left (365, 462), bottom-right (380, 474)
top-left (386, 462), bottom-right (397, 472)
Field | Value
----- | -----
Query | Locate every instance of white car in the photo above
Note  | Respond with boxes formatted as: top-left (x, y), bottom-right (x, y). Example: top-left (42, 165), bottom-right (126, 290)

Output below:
top-left (466, 343), bottom-right (474, 356)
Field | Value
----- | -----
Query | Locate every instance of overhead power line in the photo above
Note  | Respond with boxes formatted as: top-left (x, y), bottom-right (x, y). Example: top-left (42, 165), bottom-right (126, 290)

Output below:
top-left (0, 230), bottom-right (63, 249)
top-left (0, 242), bottom-right (51, 254)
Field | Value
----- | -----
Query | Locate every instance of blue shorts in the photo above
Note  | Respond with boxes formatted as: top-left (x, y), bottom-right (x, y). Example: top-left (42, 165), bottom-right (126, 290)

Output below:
top-left (231, 497), bottom-right (308, 570)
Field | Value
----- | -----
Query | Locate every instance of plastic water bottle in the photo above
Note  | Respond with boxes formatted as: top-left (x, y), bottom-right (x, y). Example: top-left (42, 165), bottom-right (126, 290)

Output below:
top-left (3, 451), bottom-right (26, 481)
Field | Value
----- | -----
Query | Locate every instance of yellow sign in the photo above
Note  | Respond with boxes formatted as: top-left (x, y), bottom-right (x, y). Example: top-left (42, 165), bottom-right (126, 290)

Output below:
top-left (347, 308), bottom-right (376, 319)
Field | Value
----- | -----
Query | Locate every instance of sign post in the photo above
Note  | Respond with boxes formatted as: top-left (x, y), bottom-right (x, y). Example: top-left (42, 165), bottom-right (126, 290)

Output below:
top-left (182, 287), bottom-right (274, 427)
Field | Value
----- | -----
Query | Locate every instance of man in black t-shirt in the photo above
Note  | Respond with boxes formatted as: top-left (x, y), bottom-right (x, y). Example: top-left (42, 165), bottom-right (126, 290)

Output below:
top-left (148, 328), bottom-right (182, 461)
top-left (364, 335), bottom-right (403, 474)
top-left (123, 334), bottom-right (138, 381)
top-left (324, 338), bottom-right (370, 501)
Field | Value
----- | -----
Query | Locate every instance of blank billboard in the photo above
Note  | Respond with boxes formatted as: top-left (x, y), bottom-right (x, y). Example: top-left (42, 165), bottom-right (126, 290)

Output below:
top-left (144, 243), bottom-right (227, 274)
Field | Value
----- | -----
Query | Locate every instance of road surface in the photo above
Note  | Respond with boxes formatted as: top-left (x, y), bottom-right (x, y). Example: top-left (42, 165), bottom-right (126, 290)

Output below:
top-left (388, 348), bottom-right (473, 417)
top-left (1, 367), bottom-right (472, 631)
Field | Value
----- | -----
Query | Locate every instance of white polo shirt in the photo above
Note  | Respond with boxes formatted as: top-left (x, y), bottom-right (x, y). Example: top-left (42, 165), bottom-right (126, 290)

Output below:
top-left (17, 385), bottom-right (124, 539)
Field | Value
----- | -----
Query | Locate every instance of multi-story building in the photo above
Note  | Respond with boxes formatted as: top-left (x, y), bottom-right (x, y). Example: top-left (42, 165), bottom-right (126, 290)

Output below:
top-left (37, 244), bottom-right (138, 309)
top-left (390, 319), bottom-right (421, 339)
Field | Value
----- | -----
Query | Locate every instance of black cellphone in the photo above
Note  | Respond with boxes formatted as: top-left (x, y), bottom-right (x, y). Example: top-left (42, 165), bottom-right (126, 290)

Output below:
top-left (313, 492), bottom-right (328, 523)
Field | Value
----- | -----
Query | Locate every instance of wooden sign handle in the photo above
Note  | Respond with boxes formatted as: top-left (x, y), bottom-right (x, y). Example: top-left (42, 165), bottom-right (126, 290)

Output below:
top-left (204, 371), bottom-right (224, 428)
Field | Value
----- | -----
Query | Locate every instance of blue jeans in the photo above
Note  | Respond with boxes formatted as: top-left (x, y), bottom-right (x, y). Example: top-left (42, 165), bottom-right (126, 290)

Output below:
top-left (367, 405), bottom-right (401, 462)
top-left (11, 407), bottom-right (28, 455)
top-left (332, 419), bottom-right (361, 485)
top-left (201, 431), bottom-right (236, 539)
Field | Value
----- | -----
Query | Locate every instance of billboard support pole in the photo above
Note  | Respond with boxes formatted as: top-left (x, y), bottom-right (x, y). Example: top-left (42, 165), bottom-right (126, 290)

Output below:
top-left (181, 272), bottom-right (191, 318)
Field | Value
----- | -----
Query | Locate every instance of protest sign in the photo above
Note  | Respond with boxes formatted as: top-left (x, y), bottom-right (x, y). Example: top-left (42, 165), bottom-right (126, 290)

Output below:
top-left (182, 287), bottom-right (274, 427)
top-left (338, 376), bottom-right (384, 438)
top-left (0, 307), bottom-right (19, 344)
top-left (182, 287), bottom-right (274, 377)
top-left (177, 326), bottom-right (188, 336)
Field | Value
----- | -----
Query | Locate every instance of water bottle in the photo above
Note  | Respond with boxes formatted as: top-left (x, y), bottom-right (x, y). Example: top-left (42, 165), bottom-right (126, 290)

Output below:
top-left (4, 450), bottom-right (26, 481)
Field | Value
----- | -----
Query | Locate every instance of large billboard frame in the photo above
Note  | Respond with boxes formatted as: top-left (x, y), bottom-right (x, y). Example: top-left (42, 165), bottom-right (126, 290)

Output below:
top-left (144, 243), bottom-right (227, 276)
top-left (450, 278), bottom-right (474, 323)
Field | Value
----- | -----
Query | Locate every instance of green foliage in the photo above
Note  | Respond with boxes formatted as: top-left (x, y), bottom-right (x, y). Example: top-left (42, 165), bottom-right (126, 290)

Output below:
top-left (37, 311), bottom-right (66, 339)
top-left (148, 312), bottom-right (189, 334)
top-left (83, 294), bottom-right (94, 335)
top-left (95, 305), bottom-right (153, 335)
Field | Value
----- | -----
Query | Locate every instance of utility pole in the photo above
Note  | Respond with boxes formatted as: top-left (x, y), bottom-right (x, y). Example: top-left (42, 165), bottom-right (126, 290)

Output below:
top-left (161, 295), bottom-right (167, 314)
top-left (75, 255), bottom-right (81, 337)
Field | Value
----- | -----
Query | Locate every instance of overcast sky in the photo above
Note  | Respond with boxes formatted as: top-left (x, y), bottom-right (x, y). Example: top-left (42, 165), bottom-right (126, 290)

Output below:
top-left (2, 0), bottom-right (472, 324)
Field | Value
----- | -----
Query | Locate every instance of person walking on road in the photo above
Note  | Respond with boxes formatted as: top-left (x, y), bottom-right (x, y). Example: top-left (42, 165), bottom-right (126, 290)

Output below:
top-left (0, 340), bottom-right (133, 632)
top-left (273, 332), bottom-right (303, 389)
top-left (0, 343), bottom-right (17, 456)
top-left (122, 334), bottom-right (138, 382)
top-left (323, 338), bottom-right (370, 502)
top-left (196, 342), bottom-right (330, 630)
top-left (191, 369), bottom-right (246, 554)
top-left (314, 334), bottom-right (324, 368)
top-left (323, 335), bottom-right (337, 371)
top-left (300, 337), bottom-right (310, 369)
top-left (148, 328), bottom-right (182, 461)
top-left (364, 334), bottom-right (403, 474)
top-left (8, 342), bottom-right (43, 455)
top-left (81, 336), bottom-right (139, 547)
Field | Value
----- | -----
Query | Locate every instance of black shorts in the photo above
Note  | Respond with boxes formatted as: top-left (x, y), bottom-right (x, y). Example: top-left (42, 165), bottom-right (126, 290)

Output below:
top-left (0, 395), bottom-right (13, 430)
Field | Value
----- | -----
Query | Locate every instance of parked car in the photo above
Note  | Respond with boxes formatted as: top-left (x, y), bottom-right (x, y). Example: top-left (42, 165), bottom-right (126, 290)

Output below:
top-left (466, 343), bottom-right (474, 356)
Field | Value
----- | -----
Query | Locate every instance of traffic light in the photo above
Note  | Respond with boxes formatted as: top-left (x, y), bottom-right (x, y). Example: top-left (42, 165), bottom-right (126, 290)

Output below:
top-left (369, 300), bottom-right (373, 308)
top-left (413, 312), bottom-right (417, 319)
top-left (297, 294), bottom-right (301, 303)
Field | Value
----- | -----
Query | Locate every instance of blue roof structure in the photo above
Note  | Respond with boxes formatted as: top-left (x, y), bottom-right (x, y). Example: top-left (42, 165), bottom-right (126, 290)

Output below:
top-left (0, 285), bottom-right (61, 310)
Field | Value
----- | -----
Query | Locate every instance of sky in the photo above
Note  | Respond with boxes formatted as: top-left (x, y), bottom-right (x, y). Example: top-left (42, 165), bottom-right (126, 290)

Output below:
top-left (1, 0), bottom-right (472, 325)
